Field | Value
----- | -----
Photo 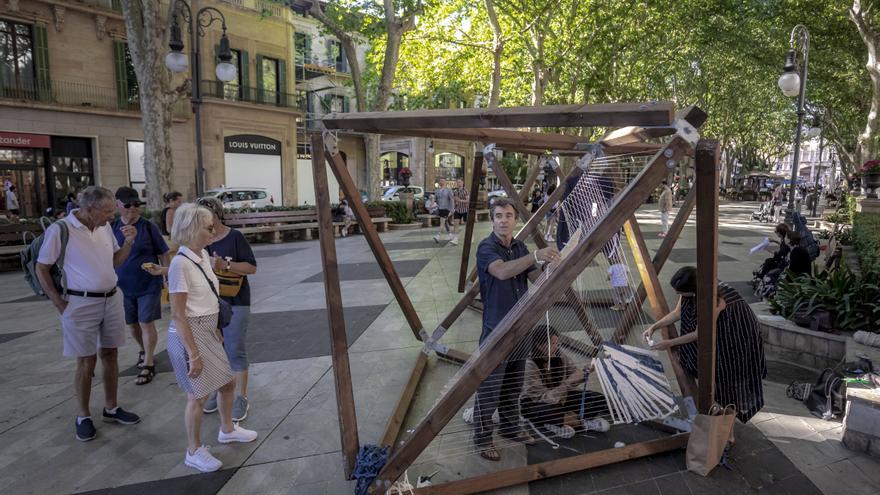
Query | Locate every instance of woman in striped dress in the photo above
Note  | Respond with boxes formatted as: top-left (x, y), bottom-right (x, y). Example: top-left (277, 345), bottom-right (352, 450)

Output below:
top-left (643, 266), bottom-right (766, 423)
top-left (166, 204), bottom-right (258, 473)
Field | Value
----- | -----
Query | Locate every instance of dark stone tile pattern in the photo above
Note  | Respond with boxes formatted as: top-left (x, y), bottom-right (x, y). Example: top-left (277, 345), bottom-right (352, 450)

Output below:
top-left (301, 259), bottom-right (430, 282)
top-left (121, 305), bottom-right (386, 376)
top-left (382, 241), bottom-right (449, 251)
top-left (719, 229), bottom-right (775, 238)
top-left (528, 423), bottom-right (821, 495)
top-left (724, 281), bottom-right (760, 304)
top-left (253, 247), bottom-right (306, 258)
top-left (1, 294), bottom-right (44, 304)
top-left (668, 249), bottom-right (737, 263)
top-left (74, 468), bottom-right (237, 495)
top-left (0, 331), bottom-right (33, 344)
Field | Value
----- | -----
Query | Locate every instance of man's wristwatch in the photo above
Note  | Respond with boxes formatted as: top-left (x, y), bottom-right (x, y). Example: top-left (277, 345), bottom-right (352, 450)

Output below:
top-left (225, 259), bottom-right (232, 271)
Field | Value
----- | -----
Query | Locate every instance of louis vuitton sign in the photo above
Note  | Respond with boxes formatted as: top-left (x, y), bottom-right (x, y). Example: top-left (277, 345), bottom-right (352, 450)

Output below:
top-left (223, 134), bottom-right (282, 156)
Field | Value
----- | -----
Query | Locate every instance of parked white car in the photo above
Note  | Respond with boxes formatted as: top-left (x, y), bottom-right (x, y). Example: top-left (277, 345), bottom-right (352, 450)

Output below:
top-left (204, 187), bottom-right (274, 209)
top-left (381, 185), bottom-right (425, 202)
top-left (487, 184), bottom-right (524, 206)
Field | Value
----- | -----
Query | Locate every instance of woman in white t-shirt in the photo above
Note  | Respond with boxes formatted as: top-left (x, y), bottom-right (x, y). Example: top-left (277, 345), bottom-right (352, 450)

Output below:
top-left (161, 204), bottom-right (258, 472)
top-left (607, 254), bottom-right (632, 311)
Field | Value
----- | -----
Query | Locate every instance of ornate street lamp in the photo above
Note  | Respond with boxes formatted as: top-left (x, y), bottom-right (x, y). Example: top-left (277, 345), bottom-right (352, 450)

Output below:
top-left (165, 0), bottom-right (237, 196)
top-left (777, 24), bottom-right (810, 224)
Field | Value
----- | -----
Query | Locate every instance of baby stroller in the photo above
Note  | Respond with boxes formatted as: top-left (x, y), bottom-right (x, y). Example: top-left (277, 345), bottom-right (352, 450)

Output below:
top-left (751, 202), bottom-right (773, 223)
top-left (752, 255), bottom-right (787, 300)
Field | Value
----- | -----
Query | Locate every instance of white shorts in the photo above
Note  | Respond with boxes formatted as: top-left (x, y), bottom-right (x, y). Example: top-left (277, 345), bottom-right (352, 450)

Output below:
top-left (61, 291), bottom-right (127, 357)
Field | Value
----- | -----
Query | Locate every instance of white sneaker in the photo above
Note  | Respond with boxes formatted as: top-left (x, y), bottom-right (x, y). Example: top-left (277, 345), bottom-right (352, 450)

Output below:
top-left (185, 445), bottom-right (222, 472)
top-left (546, 424), bottom-right (575, 439)
top-left (433, 234), bottom-right (440, 243)
top-left (447, 233), bottom-right (454, 241)
top-left (218, 424), bottom-right (258, 444)
top-left (583, 417), bottom-right (611, 432)
top-left (462, 407), bottom-right (499, 424)
top-left (449, 237), bottom-right (459, 245)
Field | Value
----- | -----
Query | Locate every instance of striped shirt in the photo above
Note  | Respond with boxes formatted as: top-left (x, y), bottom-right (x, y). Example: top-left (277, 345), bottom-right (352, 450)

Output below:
top-left (453, 187), bottom-right (470, 214)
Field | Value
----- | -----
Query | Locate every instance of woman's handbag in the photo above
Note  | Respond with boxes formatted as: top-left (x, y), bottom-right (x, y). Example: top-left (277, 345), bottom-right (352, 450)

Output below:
top-left (179, 254), bottom-right (232, 329)
top-left (686, 404), bottom-right (736, 476)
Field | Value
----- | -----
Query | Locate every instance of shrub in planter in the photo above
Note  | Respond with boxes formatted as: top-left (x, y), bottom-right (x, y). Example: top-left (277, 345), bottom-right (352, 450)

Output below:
top-left (769, 268), bottom-right (880, 332)
top-left (383, 202), bottom-right (414, 224)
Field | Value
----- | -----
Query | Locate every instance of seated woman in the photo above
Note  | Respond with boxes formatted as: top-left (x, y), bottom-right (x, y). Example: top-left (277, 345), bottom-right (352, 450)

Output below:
top-left (785, 231), bottom-right (812, 278)
top-left (643, 266), bottom-right (767, 424)
top-left (520, 326), bottom-right (610, 441)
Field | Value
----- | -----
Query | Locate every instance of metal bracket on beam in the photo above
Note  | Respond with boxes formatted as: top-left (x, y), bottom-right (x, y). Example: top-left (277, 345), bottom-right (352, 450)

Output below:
top-left (419, 328), bottom-right (449, 355)
top-left (673, 119), bottom-right (700, 147)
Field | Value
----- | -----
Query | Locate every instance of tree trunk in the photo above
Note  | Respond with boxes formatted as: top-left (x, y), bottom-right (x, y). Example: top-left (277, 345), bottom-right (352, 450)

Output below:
top-left (374, 27), bottom-right (404, 111)
top-left (120, 0), bottom-right (179, 211)
top-left (850, 0), bottom-right (880, 163)
top-left (485, 0), bottom-right (503, 108)
top-left (363, 133), bottom-right (382, 199)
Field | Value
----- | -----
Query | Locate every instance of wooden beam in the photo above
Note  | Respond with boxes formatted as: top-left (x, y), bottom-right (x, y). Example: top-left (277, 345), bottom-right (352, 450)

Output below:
top-left (325, 149), bottom-right (424, 341)
top-left (458, 154), bottom-right (483, 293)
top-left (599, 105), bottom-right (709, 147)
top-left (695, 140), bottom-right (720, 413)
top-left (622, 218), bottom-right (697, 399)
top-left (311, 134), bottom-right (360, 478)
top-left (519, 161), bottom-right (541, 202)
top-left (380, 352), bottom-right (429, 452)
top-left (372, 136), bottom-right (694, 489)
top-left (322, 102), bottom-right (675, 131)
top-left (609, 187), bottom-right (696, 344)
top-left (380, 127), bottom-right (590, 149)
top-left (409, 434), bottom-right (689, 494)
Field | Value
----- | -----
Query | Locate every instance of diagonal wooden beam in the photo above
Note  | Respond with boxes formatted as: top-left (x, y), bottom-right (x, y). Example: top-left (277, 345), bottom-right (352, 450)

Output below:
top-left (372, 136), bottom-right (695, 490)
top-left (458, 154), bottom-right (483, 293)
top-left (380, 352), bottom-right (428, 452)
top-left (322, 102), bottom-right (675, 131)
top-left (610, 187), bottom-right (696, 343)
top-left (325, 146), bottom-right (424, 341)
top-left (623, 218), bottom-right (697, 399)
top-left (695, 140), bottom-right (720, 413)
top-left (599, 105), bottom-right (709, 147)
top-left (518, 161), bottom-right (541, 202)
top-left (311, 135), bottom-right (360, 477)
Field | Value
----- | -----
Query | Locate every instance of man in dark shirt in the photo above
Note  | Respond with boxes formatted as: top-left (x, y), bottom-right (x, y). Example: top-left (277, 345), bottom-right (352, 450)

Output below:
top-left (473, 198), bottom-right (560, 461)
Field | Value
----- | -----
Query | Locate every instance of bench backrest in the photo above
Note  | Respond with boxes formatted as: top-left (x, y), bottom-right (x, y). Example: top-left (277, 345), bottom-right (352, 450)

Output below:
top-left (0, 224), bottom-right (43, 244)
top-left (225, 210), bottom-right (318, 227)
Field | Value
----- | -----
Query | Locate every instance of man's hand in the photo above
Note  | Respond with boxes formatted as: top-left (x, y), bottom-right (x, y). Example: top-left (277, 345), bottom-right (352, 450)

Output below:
top-left (120, 224), bottom-right (137, 245)
top-left (54, 299), bottom-right (68, 315)
top-left (534, 246), bottom-right (560, 264)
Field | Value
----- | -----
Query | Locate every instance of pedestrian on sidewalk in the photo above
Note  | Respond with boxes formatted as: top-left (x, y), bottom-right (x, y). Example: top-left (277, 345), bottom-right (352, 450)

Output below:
top-left (158, 191), bottom-right (183, 236)
top-left (35, 186), bottom-right (141, 442)
top-left (5, 184), bottom-right (19, 220)
top-left (196, 197), bottom-right (258, 423)
top-left (450, 178), bottom-right (469, 246)
top-left (166, 203), bottom-right (258, 473)
top-left (112, 187), bottom-right (170, 385)
top-left (433, 178), bottom-right (453, 243)
top-left (658, 181), bottom-right (673, 237)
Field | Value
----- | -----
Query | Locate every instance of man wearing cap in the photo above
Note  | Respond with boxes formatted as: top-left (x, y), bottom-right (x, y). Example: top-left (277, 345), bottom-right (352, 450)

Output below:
top-left (36, 186), bottom-right (142, 442)
top-left (112, 186), bottom-right (170, 386)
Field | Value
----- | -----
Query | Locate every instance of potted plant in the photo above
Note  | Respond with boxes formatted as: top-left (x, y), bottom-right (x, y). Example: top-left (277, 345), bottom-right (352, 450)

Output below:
top-left (397, 167), bottom-right (415, 215)
top-left (860, 160), bottom-right (880, 199)
top-left (398, 167), bottom-right (413, 188)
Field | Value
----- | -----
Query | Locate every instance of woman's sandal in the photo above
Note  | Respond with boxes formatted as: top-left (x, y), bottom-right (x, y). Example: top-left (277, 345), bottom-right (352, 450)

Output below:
top-left (136, 365), bottom-right (155, 385)
top-left (478, 445), bottom-right (501, 462)
top-left (136, 351), bottom-right (145, 369)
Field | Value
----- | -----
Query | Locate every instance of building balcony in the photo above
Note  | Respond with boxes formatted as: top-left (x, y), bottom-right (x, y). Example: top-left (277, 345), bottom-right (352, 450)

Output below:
top-left (199, 80), bottom-right (305, 113)
top-left (294, 54), bottom-right (351, 80)
top-left (0, 78), bottom-right (188, 117)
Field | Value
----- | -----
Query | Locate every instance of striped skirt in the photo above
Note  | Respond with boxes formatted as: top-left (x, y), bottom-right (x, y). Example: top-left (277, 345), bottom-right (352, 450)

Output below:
top-left (167, 313), bottom-right (233, 398)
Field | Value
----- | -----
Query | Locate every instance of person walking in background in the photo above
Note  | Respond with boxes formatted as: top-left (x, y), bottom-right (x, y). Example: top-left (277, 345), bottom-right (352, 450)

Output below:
top-left (166, 203), bottom-right (258, 472)
top-left (197, 197), bottom-right (258, 422)
top-left (66, 193), bottom-right (79, 216)
top-left (658, 180), bottom-right (673, 238)
top-left (607, 253), bottom-right (633, 311)
top-left (159, 191), bottom-right (184, 236)
top-left (433, 178), bottom-right (454, 243)
top-left (450, 178), bottom-right (469, 246)
top-left (113, 187), bottom-right (170, 385)
top-left (5, 184), bottom-right (19, 220)
top-left (35, 186), bottom-right (141, 442)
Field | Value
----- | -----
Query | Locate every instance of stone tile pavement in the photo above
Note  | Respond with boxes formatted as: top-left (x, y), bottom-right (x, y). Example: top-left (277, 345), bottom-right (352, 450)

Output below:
top-left (0, 201), bottom-right (876, 494)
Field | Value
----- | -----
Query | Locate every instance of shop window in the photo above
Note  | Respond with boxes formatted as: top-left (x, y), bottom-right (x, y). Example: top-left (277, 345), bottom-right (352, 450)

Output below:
top-left (380, 151), bottom-right (410, 186)
top-left (50, 137), bottom-right (94, 207)
top-left (434, 152), bottom-right (464, 187)
top-left (0, 19), bottom-right (35, 90)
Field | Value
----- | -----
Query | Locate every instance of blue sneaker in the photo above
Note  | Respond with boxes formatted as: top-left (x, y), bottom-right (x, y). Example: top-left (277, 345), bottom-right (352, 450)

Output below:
top-left (76, 417), bottom-right (96, 442)
top-left (102, 407), bottom-right (141, 425)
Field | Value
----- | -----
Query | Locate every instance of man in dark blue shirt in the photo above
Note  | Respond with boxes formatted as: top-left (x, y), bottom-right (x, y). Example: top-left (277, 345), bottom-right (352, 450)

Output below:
top-left (473, 198), bottom-right (559, 461)
top-left (112, 187), bottom-right (169, 385)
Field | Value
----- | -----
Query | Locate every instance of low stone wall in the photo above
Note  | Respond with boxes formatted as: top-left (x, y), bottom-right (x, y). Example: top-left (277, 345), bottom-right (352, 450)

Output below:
top-left (752, 303), bottom-right (846, 369)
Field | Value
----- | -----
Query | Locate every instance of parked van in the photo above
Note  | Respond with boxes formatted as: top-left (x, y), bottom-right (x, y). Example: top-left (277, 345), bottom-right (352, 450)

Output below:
top-left (204, 187), bottom-right (273, 209)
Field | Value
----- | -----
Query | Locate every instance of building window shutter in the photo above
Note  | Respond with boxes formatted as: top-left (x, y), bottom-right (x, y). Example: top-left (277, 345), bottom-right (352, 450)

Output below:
top-left (255, 54), bottom-right (264, 103)
top-left (112, 41), bottom-right (129, 110)
top-left (240, 50), bottom-right (250, 101)
top-left (33, 24), bottom-right (51, 101)
top-left (277, 59), bottom-right (287, 106)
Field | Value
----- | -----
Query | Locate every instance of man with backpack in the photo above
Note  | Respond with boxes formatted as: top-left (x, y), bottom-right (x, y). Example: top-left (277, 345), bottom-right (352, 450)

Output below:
top-left (112, 187), bottom-right (170, 386)
top-left (34, 186), bottom-right (141, 441)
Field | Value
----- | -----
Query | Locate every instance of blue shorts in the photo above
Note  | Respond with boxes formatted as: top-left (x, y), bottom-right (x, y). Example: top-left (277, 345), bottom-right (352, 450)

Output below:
top-left (221, 305), bottom-right (250, 372)
top-left (123, 291), bottom-right (162, 325)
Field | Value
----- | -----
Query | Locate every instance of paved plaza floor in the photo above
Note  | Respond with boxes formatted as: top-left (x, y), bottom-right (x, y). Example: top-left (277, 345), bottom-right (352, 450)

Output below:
top-left (0, 202), bottom-right (878, 495)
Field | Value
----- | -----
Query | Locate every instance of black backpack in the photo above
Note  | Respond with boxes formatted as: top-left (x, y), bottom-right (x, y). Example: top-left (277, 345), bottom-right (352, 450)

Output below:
top-left (803, 368), bottom-right (845, 420)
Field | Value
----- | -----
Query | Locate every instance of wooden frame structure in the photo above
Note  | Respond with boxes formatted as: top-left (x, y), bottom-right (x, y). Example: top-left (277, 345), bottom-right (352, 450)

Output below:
top-left (310, 102), bottom-right (720, 493)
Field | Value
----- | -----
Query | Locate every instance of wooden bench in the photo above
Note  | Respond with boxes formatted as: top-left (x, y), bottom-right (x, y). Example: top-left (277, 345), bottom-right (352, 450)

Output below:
top-left (476, 209), bottom-right (490, 221)
top-left (0, 223), bottom-right (43, 270)
top-left (225, 208), bottom-right (392, 243)
top-left (417, 214), bottom-right (440, 227)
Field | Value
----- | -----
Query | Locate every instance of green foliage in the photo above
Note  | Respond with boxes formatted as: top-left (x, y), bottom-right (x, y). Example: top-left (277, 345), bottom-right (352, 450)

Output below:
top-left (769, 268), bottom-right (880, 332)
top-left (382, 201), bottom-right (415, 224)
top-left (853, 212), bottom-right (880, 275)
top-left (500, 153), bottom-right (527, 184)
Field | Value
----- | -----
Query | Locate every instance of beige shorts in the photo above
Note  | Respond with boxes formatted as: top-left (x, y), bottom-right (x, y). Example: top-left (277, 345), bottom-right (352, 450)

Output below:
top-left (61, 291), bottom-right (127, 357)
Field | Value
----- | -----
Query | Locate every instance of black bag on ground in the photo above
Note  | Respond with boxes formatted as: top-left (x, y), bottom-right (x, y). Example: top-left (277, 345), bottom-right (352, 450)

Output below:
top-left (803, 368), bottom-right (845, 420)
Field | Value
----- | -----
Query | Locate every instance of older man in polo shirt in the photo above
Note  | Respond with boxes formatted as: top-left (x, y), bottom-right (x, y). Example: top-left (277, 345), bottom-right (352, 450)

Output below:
top-left (472, 197), bottom-right (560, 461)
top-left (36, 186), bottom-right (142, 442)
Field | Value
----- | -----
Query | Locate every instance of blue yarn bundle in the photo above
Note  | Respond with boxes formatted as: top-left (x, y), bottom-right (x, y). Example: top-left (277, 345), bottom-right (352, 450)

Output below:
top-left (352, 444), bottom-right (389, 495)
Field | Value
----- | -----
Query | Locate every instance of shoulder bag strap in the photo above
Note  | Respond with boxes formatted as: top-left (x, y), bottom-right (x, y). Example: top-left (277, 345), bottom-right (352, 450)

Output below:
top-left (178, 253), bottom-right (221, 301)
